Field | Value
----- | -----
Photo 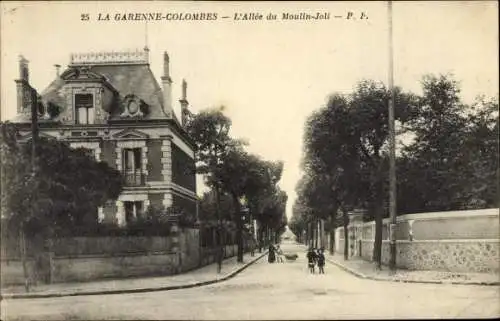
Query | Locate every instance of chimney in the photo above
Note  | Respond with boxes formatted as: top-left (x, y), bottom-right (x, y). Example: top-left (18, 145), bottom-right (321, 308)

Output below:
top-left (18, 55), bottom-right (29, 82)
top-left (143, 46), bottom-right (150, 64)
top-left (161, 51), bottom-right (173, 117)
top-left (15, 55), bottom-right (30, 114)
top-left (54, 64), bottom-right (61, 77)
top-left (180, 79), bottom-right (189, 127)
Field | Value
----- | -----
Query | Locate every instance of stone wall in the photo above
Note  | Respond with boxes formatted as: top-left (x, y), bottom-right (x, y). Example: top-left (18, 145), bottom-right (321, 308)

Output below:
top-left (52, 236), bottom-right (172, 257)
top-left (335, 208), bottom-right (500, 273)
top-left (0, 259), bottom-right (37, 286)
top-left (1, 228), bottom-right (243, 285)
top-left (51, 252), bottom-right (179, 283)
top-left (178, 228), bottom-right (201, 272)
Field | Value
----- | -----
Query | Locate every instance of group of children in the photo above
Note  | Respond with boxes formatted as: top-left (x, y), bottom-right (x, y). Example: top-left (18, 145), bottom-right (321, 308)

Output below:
top-left (306, 247), bottom-right (326, 274)
top-left (267, 244), bottom-right (284, 263)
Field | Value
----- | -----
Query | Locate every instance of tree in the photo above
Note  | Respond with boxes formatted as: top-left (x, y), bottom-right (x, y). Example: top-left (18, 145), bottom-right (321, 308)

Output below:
top-left (290, 201), bottom-right (307, 243)
top-left (216, 147), bottom-right (287, 262)
top-left (198, 190), bottom-right (236, 223)
top-left (399, 75), bottom-right (499, 213)
top-left (301, 81), bottom-right (417, 267)
top-left (187, 107), bottom-right (288, 262)
top-left (185, 106), bottom-right (244, 269)
top-left (301, 94), bottom-right (365, 258)
top-left (299, 74), bottom-right (498, 268)
top-left (0, 122), bottom-right (123, 239)
top-left (245, 159), bottom-right (286, 248)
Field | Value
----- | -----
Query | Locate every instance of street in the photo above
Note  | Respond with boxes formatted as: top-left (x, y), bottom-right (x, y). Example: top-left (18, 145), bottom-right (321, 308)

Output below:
top-left (1, 241), bottom-right (499, 320)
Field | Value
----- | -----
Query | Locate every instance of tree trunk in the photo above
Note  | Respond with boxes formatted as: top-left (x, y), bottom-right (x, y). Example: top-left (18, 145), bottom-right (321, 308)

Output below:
top-left (19, 223), bottom-right (30, 292)
top-left (257, 226), bottom-right (262, 253)
top-left (372, 203), bottom-right (383, 269)
top-left (304, 223), bottom-right (310, 247)
top-left (313, 220), bottom-right (317, 248)
top-left (329, 214), bottom-right (335, 255)
top-left (342, 207), bottom-right (349, 260)
top-left (232, 194), bottom-right (244, 263)
top-left (215, 186), bottom-right (222, 273)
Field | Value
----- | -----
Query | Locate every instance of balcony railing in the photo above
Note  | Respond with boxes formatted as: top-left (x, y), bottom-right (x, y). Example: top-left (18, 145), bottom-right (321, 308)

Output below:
top-left (124, 171), bottom-right (145, 186)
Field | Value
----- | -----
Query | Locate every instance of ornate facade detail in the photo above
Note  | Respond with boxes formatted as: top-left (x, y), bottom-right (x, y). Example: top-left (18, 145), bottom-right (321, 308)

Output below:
top-left (18, 132), bottom-right (53, 142)
top-left (120, 95), bottom-right (148, 118)
top-left (70, 49), bottom-right (149, 66)
top-left (113, 128), bottom-right (149, 140)
top-left (115, 140), bottom-right (148, 176)
top-left (60, 67), bottom-right (105, 82)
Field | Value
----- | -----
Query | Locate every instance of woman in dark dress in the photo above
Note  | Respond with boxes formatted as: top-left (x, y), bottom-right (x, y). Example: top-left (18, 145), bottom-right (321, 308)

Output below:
top-left (268, 244), bottom-right (276, 263)
top-left (306, 247), bottom-right (317, 273)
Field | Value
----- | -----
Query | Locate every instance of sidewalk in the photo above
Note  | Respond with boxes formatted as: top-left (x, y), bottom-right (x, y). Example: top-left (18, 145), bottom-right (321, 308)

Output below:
top-left (1, 251), bottom-right (268, 299)
top-left (326, 252), bottom-right (500, 286)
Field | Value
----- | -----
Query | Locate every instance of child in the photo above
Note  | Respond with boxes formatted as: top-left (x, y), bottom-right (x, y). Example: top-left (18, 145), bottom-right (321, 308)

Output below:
top-left (306, 247), bottom-right (317, 274)
top-left (275, 245), bottom-right (284, 263)
top-left (317, 248), bottom-right (325, 274)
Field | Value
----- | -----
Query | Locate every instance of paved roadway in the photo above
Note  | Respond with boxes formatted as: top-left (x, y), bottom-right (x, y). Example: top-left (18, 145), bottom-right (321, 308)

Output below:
top-left (1, 241), bottom-right (499, 320)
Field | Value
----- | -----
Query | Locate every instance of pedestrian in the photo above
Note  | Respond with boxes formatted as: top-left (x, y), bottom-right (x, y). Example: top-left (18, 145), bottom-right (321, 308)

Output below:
top-left (268, 244), bottom-right (276, 263)
top-left (306, 247), bottom-right (317, 274)
top-left (317, 248), bottom-right (325, 274)
top-left (250, 238), bottom-right (256, 257)
top-left (276, 244), bottom-right (284, 263)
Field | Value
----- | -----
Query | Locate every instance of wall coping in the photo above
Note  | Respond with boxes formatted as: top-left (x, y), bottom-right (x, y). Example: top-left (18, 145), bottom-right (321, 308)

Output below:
top-left (357, 208), bottom-right (499, 226)
top-left (359, 239), bottom-right (500, 243)
top-left (51, 250), bottom-right (176, 260)
top-left (397, 208), bottom-right (499, 222)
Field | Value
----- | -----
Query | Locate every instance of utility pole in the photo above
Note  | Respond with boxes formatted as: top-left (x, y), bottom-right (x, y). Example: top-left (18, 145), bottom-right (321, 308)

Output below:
top-left (21, 84), bottom-right (39, 292)
top-left (388, 0), bottom-right (397, 273)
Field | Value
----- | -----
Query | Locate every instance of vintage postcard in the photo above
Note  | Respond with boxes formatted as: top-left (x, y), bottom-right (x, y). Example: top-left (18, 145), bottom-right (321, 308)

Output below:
top-left (1, 1), bottom-right (498, 320)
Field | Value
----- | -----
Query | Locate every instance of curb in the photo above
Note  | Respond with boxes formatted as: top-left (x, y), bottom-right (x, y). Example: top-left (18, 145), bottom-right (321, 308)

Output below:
top-left (1, 251), bottom-right (268, 300)
top-left (327, 257), bottom-right (500, 286)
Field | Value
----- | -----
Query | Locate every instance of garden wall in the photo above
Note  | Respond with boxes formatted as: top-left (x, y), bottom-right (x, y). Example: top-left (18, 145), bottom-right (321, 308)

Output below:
top-left (335, 208), bottom-right (499, 273)
top-left (1, 228), bottom-right (242, 286)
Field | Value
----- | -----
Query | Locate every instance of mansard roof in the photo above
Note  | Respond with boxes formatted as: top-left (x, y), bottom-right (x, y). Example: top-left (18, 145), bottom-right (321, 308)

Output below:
top-left (37, 50), bottom-right (183, 124)
top-left (40, 63), bottom-right (174, 121)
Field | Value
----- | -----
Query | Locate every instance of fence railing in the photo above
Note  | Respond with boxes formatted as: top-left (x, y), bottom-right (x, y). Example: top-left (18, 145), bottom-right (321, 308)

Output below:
top-left (124, 171), bottom-right (145, 186)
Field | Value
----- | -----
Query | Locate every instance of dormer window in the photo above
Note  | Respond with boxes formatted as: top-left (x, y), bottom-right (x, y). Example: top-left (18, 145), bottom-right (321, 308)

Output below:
top-left (75, 93), bottom-right (94, 124)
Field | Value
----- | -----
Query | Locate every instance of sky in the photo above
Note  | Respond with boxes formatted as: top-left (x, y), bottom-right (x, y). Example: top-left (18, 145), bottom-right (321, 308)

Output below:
top-left (1, 1), bottom-right (498, 220)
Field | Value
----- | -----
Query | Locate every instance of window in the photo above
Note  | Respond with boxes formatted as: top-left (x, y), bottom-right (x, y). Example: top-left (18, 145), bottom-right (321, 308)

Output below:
top-left (75, 93), bottom-right (94, 124)
top-left (124, 201), bottom-right (143, 223)
top-left (122, 148), bottom-right (143, 186)
top-left (123, 148), bottom-right (141, 172)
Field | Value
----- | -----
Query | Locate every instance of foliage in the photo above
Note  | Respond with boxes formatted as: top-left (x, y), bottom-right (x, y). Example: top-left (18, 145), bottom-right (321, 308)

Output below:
top-left (399, 75), bottom-right (499, 213)
top-left (187, 107), bottom-right (288, 260)
top-left (299, 79), bottom-right (419, 265)
top-left (0, 122), bottom-right (123, 238)
top-left (47, 102), bottom-right (62, 119)
top-left (199, 190), bottom-right (236, 222)
top-left (185, 106), bottom-right (243, 189)
top-left (297, 74), bottom-right (499, 266)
